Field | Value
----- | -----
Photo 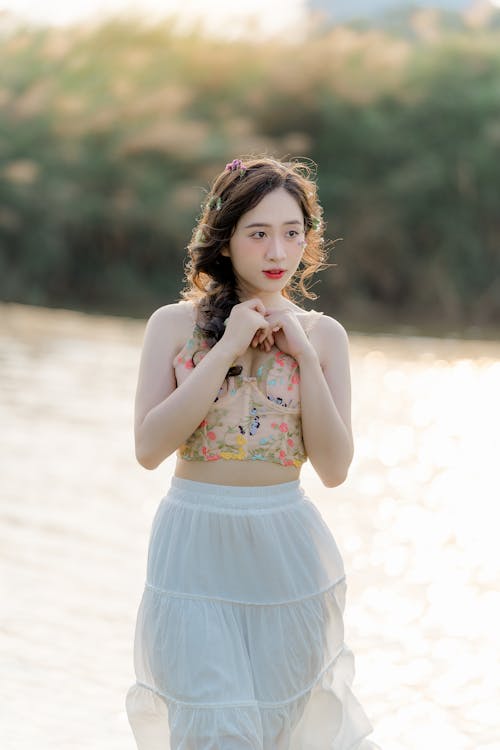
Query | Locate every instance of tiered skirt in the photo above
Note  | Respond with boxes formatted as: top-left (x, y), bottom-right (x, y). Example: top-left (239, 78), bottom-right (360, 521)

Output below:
top-left (126, 477), bottom-right (379, 750)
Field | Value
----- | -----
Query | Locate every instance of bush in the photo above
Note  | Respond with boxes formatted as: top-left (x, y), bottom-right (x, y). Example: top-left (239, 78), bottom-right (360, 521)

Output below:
top-left (1, 16), bottom-right (499, 329)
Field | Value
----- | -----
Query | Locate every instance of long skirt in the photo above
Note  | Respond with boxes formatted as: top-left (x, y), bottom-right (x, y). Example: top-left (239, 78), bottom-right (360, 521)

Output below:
top-left (125, 477), bottom-right (380, 750)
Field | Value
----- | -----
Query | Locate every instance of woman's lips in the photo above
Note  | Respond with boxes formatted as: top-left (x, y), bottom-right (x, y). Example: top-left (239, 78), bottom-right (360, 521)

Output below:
top-left (263, 270), bottom-right (285, 279)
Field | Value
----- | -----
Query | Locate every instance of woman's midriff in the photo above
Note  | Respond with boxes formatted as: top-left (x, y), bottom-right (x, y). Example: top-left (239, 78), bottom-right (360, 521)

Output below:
top-left (174, 456), bottom-right (301, 486)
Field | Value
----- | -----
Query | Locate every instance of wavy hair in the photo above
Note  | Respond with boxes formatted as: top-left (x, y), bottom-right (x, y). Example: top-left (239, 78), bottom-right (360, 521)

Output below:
top-left (181, 156), bottom-right (329, 347)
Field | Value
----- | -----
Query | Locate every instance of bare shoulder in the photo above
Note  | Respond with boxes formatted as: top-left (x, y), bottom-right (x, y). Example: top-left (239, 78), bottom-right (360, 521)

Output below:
top-left (144, 300), bottom-right (197, 349)
top-left (314, 313), bottom-right (349, 339)
top-left (146, 299), bottom-right (197, 328)
top-left (134, 300), bottom-right (197, 430)
top-left (307, 313), bottom-right (350, 365)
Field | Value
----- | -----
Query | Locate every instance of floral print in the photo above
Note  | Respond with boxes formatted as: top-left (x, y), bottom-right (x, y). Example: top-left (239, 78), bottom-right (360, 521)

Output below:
top-left (173, 325), bottom-right (307, 468)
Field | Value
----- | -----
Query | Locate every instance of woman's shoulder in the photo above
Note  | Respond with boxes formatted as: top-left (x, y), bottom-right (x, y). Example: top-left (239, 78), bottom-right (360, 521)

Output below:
top-left (143, 300), bottom-right (198, 350)
top-left (309, 314), bottom-right (351, 369)
top-left (311, 312), bottom-right (348, 337)
top-left (290, 305), bottom-right (347, 337)
top-left (148, 300), bottom-right (196, 328)
top-left (291, 306), bottom-right (350, 362)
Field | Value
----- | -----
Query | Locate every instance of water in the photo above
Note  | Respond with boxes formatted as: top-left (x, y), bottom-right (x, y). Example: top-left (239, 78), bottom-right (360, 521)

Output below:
top-left (1, 303), bottom-right (499, 750)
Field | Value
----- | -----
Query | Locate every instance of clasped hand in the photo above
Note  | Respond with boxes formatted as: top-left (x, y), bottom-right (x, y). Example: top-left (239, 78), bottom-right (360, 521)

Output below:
top-left (222, 298), bottom-right (313, 361)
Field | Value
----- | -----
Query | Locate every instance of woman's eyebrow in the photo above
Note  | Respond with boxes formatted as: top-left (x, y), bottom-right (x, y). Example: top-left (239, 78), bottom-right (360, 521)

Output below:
top-left (243, 220), bottom-right (303, 228)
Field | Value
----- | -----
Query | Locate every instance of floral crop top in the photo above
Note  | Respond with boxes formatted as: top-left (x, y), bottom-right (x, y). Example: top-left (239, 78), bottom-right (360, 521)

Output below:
top-left (173, 311), bottom-right (322, 468)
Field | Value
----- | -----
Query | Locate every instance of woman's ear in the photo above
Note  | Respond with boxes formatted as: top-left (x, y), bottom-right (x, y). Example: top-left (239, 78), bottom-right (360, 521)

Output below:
top-left (220, 246), bottom-right (231, 257)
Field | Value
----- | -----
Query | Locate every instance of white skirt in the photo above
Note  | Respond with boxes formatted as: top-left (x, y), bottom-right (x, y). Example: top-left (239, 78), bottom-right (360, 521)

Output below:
top-left (126, 477), bottom-right (380, 750)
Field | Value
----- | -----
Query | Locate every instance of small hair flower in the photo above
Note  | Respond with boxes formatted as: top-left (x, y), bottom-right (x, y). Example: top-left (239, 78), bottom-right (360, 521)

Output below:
top-left (310, 216), bottom-right (321, 231)
top-left (225, 158), bottom-right (246, 175)
top-left (195, 228), bottom-right (208, 243)
top-left (207, 195), bottom-right (223, 211)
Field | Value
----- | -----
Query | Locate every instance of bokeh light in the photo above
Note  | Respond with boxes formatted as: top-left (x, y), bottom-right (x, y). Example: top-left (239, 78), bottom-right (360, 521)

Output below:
top-left (1, 305), bottom-right (499, 748)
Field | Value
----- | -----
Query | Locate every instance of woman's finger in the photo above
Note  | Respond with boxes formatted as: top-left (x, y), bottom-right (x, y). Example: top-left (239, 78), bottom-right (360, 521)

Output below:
top-left (247, 297), bottom-right (266, 316)
top-left (258, 331), bottom-right (274, 350)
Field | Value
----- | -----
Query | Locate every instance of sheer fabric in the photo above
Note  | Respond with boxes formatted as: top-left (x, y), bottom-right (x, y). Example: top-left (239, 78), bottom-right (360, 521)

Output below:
top-left (126, 478), bottom-right (380, 750)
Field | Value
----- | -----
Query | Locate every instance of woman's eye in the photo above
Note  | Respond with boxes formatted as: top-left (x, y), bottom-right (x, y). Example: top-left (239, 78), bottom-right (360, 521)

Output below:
top-left (250, 231), bottom-right (266, 239)
top-left (287, 230), bottom-right (300, 238)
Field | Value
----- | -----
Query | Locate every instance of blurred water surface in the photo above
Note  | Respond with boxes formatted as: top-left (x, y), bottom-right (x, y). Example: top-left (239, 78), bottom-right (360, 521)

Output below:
top-left (1, 303), bottom-right (499, 750)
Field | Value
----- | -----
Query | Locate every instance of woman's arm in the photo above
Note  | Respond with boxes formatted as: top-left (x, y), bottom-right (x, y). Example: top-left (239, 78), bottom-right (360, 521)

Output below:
top-left (296, 316), bottom-right (354, 487)
top-left (134, 299), bottom-right (272, 470)
top-left (134, 305), bottom-right (236, 469)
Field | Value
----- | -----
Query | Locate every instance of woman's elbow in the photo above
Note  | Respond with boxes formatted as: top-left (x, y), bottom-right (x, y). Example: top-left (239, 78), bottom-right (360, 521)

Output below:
top-left (135, 434), bottom-right (162, 470)
top-left (318, 456), bottom-right (352, 488)
top-left (136, 452), bottom-right (160, 470)
top-left (321, 470), bottom-right (348, 488)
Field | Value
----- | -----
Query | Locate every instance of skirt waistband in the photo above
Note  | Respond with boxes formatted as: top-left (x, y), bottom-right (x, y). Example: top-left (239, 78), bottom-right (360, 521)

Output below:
top-left (168, 476), bottom-right (304, 511)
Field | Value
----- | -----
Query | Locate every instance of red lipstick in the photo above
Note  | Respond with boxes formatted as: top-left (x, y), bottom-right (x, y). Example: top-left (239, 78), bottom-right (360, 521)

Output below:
top-left (263, 269), bottom-right (285, 279)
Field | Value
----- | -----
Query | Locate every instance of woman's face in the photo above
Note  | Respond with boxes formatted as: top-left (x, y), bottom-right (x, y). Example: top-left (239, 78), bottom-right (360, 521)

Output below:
top-left (223, 187), bottom-right (306, 303)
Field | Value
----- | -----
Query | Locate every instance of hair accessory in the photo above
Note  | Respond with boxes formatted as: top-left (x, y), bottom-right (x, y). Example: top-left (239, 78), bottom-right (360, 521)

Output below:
top-left (195, 228), bottom-right (208, 243)
top-left (310, 216), bottom-right (321, 231)
top-left (207, 195), bottom-right (223, 211)
top-left (225, 158), bottom-right (246, 174)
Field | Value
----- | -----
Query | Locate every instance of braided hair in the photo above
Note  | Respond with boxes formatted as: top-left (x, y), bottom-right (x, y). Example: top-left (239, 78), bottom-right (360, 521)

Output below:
top-left (182, 156), bottom-right (328, 350)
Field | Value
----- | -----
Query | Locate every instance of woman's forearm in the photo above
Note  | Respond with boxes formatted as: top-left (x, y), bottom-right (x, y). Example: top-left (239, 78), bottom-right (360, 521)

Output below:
top-left (135, 341), bottom-right (236, 469)
top-left (297, 349), bottom-right (354, 487)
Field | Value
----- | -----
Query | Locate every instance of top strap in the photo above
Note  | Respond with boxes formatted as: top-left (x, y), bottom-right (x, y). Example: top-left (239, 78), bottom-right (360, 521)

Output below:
top-left (190, 305), bottom-right (322, 339)
top-left (184, 300), bottom-right (199, 325)
top-left (303, 309), bottom-right (323, 336)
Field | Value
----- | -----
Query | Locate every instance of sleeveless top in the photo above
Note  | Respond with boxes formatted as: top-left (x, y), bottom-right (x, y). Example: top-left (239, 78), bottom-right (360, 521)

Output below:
top-left (173, 310), bottom-right (323, 468)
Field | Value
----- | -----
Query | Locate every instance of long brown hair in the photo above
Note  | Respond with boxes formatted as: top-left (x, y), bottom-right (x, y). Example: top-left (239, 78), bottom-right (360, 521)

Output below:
top-left (182, 156), bottom-right (329, 346)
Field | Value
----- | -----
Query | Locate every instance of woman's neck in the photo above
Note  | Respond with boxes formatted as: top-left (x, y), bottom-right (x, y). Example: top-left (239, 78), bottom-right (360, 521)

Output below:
top-left (237, 288), bottom-right (290, 310)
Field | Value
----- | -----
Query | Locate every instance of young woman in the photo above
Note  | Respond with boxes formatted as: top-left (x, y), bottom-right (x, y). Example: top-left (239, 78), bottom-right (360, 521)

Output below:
top-left (126, 157), bottom-right (380, 749)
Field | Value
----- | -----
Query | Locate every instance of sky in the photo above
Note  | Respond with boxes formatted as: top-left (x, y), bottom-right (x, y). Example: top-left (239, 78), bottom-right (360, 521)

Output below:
top-left (1, 0), bottom-right (499, 33)
top-left (0, 0), bottom-right (307, 36)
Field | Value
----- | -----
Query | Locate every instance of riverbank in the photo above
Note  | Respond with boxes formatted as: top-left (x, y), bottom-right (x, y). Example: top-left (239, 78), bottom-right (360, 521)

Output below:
top-left (1, 303), bottom-right (499, 750)
top-left (3, 300), bottom-right (500, 343)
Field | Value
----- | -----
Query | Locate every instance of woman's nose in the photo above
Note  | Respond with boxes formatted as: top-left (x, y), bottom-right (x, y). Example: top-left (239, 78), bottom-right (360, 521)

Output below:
top-left (266, 237), bottom-right (286, 260)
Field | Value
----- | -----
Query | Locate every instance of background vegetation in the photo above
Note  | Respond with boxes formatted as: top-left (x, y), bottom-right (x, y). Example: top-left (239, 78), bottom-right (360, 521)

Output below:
top-left (1, 10), bottom-right (499, 332)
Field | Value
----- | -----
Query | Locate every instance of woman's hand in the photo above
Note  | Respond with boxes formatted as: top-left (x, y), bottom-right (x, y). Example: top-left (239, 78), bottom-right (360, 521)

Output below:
top-left (220, 298), bottom-right (274, 359)
top-left (261, 308), bottom-right (316, 361)
top-left (250, 322), bottom-right (276, 353)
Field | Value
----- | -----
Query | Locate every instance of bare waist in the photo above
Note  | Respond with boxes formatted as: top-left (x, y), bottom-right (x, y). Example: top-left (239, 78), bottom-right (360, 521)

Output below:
top-left (174, 456), bottom-right (301, 487)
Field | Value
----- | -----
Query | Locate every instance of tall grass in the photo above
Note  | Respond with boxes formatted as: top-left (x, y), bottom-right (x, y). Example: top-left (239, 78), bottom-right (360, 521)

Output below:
top-left (1, 15), bottom-right (499, 330)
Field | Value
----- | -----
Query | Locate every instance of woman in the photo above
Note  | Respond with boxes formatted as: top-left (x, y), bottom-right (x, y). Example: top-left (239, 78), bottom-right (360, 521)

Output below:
top-left (126, 156), bottom-right (380, 749)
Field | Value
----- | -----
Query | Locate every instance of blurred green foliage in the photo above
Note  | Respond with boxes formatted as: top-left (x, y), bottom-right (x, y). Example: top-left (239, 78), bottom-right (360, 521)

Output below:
top-left (0, 16), bottom-right (499, 330)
